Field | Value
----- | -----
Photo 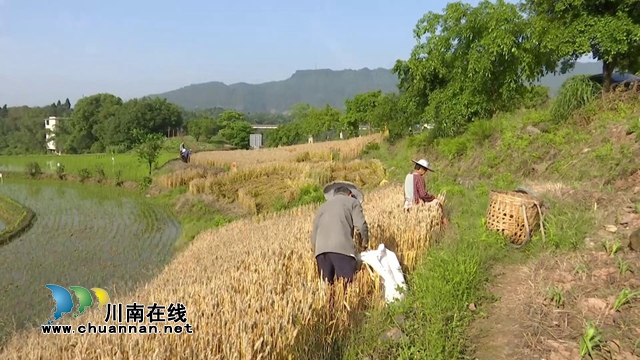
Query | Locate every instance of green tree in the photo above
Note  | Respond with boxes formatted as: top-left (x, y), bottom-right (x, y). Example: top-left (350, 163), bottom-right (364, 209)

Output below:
top-left (266, 122), bottom-right (305, 147)
top-left (523, 0), bottom-right (640, 91)
top-left (64, 98), bottom-right (72, 110)
top-left (219, 120), bottom-right (254, 149)
top-left (135, 132), bottom-right (165, 176)
top-left (94, 97), bottom-right (183, 150)
top-left (187, 116), bottom-right (216, 141)
top-left (399, 0), bottom-right (558, 137)
top-left (217, 110), bottom-right (246, 127)
top-left (301, 105), bottom-right (341, 137)
top-left (66, 93), bottom-right (123, 153)
top-left (343, 91), bottom-right (382, 137)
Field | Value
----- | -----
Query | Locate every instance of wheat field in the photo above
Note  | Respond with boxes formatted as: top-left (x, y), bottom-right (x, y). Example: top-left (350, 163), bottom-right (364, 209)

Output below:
top-left (190, 133), bottom-right (383, 168)
top-left (0, 184), bottom-right (445, 360)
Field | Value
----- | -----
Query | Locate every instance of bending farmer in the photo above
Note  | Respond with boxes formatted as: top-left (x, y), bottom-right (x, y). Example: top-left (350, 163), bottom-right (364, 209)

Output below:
top-left (404, 158), bottom-right (438, 211)
top-left (310, 186), bottom-right (369, 287)
top-left (180, 142), bottom-right (186, 154)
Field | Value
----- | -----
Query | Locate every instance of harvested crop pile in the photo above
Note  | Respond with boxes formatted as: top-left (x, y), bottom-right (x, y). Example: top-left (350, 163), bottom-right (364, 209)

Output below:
top-left (191, 133), bottom-right (383, 168)
top-left (0, 185), bottom-right (445, 360)
top-left (188, 159), bottom-right (388, 214)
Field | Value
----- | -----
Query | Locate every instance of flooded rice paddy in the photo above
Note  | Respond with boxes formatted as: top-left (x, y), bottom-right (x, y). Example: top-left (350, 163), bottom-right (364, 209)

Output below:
top-left (0, 180), bottom-right (181, 342)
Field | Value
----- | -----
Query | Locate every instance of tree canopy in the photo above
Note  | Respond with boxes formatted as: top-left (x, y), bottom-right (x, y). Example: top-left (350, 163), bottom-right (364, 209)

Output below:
top-left (523, 0), bottom-right (640, 91)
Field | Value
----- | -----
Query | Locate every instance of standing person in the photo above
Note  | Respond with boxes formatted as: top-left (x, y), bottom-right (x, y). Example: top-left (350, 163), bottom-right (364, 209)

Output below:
top-left (311, 185), bottom-right (369, 296)
top-left (404, 159), bottom-right (439, 211)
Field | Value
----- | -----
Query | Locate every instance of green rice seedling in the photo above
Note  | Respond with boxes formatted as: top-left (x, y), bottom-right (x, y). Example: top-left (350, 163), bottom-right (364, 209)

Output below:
top-left (603, 240), bottom-right (622, 256)
top-left (546, 285), bottom-right (565, 308)
top-left (579, 322), bottom-right (603, 359)
top-left (617, 256), bottom-right (633, 276)
top-left (612, 288), bottom-right (640, 311)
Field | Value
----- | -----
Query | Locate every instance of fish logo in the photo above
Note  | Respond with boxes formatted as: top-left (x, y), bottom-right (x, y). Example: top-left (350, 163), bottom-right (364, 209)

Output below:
top-left (44, 284), bottom-right (109, 325)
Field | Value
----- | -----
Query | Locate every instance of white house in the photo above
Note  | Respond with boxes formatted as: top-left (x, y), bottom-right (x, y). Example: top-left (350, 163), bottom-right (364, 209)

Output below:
top-left (44, 116), bottom-right (59, 154)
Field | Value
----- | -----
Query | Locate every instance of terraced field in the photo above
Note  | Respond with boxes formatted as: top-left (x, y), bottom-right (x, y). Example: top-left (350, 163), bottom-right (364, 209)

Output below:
top-left (0, 180), bottom-right (181, 343)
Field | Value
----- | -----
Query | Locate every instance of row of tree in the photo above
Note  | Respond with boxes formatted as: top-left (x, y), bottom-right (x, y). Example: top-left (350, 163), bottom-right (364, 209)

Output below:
top-left (0, 100), bottom-right (76, 155)
top-left (0, 96), bottom-right (273, 155)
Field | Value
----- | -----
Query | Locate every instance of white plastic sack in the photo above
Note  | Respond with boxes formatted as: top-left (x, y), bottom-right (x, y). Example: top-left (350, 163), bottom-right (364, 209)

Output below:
top-left (358, 244), bottom-right (407, 303)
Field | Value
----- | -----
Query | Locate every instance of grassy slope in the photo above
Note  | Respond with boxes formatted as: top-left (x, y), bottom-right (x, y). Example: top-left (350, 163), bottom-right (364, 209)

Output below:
top-left (343, 99), bottom-right (639, 359)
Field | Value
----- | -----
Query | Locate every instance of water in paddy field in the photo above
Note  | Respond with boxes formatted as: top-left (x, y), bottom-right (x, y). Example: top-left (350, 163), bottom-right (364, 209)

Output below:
top-left (0, 181), bottom-right (182, 344)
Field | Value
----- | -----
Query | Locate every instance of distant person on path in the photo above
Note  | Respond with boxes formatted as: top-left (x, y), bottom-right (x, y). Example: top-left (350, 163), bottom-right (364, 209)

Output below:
top-left (311, 185), bottom-right (369, 291)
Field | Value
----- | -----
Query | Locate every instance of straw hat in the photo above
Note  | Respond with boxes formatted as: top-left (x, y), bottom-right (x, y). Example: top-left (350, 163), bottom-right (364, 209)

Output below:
top-left (411, 159), bottom-right (435, 172)
top-left (322, 181), bottom-right (364, 204)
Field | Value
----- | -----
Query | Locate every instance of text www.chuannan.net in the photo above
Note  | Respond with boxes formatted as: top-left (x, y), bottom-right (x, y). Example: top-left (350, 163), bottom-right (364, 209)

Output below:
top-left (41, 322), bottom-right (194, 335)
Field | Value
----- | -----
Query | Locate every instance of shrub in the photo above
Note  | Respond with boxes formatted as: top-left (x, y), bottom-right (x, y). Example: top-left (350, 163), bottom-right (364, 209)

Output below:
top-left (25, 162), bottom-right (42, 178)
top-left (550, 75), bottom-right (601, 122)
top-left (55, 164), bottom-right (66, 180)
top-left (94, 165), bottom-right (106, 183)
top-left (138, 176), bottom-right (153, 191)
top-left (114, 169), bottom-right (123, 187)
top-left (77, 168), bottom-right (91, 183)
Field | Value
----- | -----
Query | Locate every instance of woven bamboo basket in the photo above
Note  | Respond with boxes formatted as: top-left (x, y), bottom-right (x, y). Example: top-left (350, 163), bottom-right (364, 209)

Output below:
top-left (486, 190), bottom-right (545, 247)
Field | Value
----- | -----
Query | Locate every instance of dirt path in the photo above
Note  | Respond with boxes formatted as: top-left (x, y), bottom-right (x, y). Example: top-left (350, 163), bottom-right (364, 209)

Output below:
top-left (470, 176), bottom-right (640, 360)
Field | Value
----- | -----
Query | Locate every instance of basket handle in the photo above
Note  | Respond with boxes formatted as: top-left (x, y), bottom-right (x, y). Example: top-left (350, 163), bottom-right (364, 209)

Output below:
top-left (522, 204), bottom-right (531, 245)
top-left (534, 202), bottom-right (546, 243)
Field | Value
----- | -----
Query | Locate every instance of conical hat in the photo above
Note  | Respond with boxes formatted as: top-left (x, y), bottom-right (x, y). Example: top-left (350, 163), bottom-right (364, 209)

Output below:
top-left (323, 181), bottom-right (364, 204)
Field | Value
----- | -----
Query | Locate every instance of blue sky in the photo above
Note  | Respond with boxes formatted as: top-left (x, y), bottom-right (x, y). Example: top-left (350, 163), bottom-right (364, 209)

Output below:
top-left (0, 0), bottom-right (594, 107)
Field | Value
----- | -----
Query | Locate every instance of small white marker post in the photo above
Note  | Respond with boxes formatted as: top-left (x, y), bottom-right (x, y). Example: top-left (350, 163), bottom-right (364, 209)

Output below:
top-left (0, 172), bottom-right (3, 185)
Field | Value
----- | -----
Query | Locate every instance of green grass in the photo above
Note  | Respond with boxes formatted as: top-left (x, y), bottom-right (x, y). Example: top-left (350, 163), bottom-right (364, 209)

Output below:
top-left (0, 152), bottom-right (176, 181)
top-left (341, 97), bottom-right (624, 359)
top-left (340, 172), bottom-right (594, 359)
top-left (0, 195), bottom-right (35, 247)
top-left (151, 187), bottom-right (234, 251)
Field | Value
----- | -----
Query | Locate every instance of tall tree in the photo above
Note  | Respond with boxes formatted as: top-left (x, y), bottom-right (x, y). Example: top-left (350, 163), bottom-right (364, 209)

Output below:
top-left (66, 93), bottom-right (123, 153)
top-left (343, 91), bottom-right (382, 137)
top-left (64, 98), bottom-right (72, 110)
top-left (523, 0), bottom-right (640, 91)
top-left (219, 120), bottom-right (254, 149)
top-left (135, 132), bottom-right (165, 176)
top-left (400, 0), bottom-right (558, 137)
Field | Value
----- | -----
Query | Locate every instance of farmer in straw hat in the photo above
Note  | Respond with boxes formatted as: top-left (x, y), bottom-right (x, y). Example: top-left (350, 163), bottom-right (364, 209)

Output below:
top-left (311, 185), bottom-right (369, 315)
top-left (404, 159), bottom-right (447, 226)
top-left (311, 185), bottom-right (369, 288)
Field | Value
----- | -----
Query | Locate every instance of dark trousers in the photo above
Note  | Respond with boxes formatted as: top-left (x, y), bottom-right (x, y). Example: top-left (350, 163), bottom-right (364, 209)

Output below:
top-left (315, 252), bottom-right (357, 285)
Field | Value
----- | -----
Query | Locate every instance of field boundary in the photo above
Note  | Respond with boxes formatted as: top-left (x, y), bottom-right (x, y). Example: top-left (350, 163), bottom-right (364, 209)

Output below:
top-left (0, 195), bottom-right (36, 247)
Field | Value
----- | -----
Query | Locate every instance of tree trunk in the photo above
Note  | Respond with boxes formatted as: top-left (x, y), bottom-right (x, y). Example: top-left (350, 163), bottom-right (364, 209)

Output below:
top-left (149, 162), bottom-right (152, 176)
top-left (603, 61), bottom-right (614, 92)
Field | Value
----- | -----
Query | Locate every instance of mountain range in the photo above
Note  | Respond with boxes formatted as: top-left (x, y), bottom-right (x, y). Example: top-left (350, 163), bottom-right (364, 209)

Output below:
top-left (150, 62), bottom-right (603, 113)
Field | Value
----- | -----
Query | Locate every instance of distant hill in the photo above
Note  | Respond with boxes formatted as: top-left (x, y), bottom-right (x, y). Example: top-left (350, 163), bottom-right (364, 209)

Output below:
top-left (149, 68), bottom-right (399, 113)
top-left (150, 62), bottom-right (603, 113)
